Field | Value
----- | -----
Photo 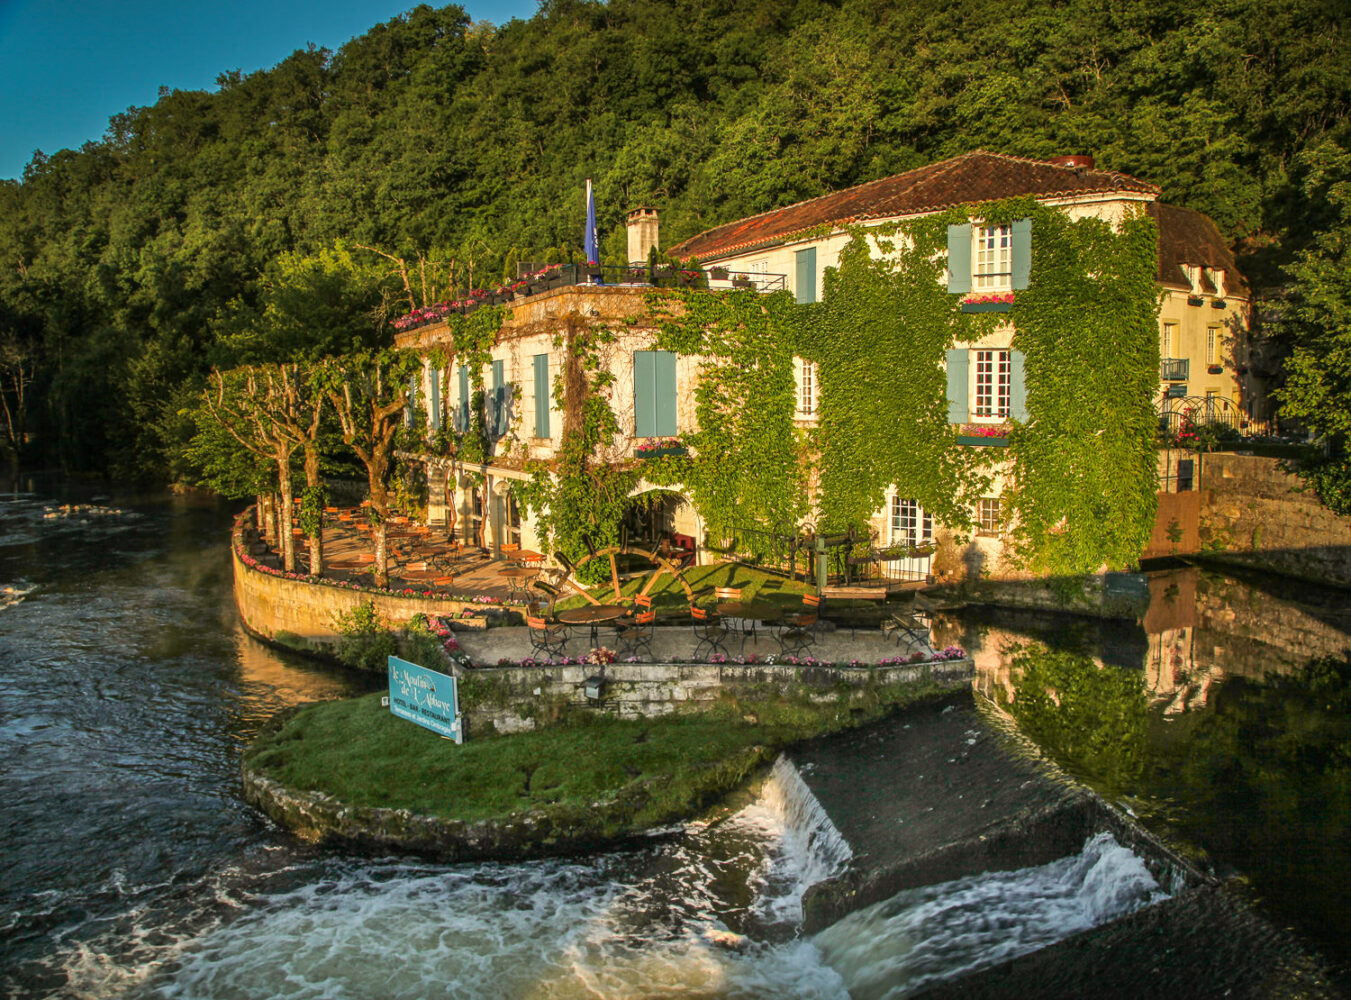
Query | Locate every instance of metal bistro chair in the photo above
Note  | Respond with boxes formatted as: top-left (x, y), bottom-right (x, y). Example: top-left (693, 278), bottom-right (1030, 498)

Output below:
top-left (613, 592), bottom-right (653, 647)
top-left (777, 612), bottom-right (820, 656)
top-left (714, 586), bottom-right (756, 650)
top-left (616, 609), bottom-right (656, 659)
top-left (882, 609), bottom-right (932, 653)
top-left (691, 605), bottom-right (729, 660)
top-left (527, 614), bottom-right (570, 659)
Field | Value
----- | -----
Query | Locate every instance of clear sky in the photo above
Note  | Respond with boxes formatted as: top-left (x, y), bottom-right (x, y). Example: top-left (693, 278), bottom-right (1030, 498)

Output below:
top-left (0, 0), bottom-right (539, 181)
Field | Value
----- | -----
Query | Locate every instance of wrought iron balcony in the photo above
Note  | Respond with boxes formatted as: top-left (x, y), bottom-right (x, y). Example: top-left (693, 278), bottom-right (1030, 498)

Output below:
top-left (1160, 358), bottom-right (1189, 381)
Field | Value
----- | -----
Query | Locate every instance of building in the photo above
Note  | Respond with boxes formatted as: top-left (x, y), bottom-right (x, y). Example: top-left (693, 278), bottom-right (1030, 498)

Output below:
top-left (394, 151), bottom-right (1251, 583)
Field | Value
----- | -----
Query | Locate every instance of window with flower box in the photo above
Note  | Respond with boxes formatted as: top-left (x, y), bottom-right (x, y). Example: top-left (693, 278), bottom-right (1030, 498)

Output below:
top-left (890, 498), bottom-right (933, 547)
top-left (974, 349), bottom-right (1011, 418)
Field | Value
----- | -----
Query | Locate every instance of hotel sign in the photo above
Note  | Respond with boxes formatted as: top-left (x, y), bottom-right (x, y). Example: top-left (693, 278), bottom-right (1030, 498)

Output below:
top-left (387, 656), bottom-right (463, 743)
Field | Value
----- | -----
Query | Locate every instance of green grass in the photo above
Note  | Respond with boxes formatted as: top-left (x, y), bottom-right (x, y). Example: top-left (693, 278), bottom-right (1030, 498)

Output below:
top-left (245, 679), bottom-right (951, 832)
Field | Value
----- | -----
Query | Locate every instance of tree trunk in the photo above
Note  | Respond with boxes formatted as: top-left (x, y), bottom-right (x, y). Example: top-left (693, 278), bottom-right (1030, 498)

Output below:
top-left (374, 520), bottom-right (389, 589)
top-left (303, 447), bottom-right (323, 578)
top-left (255, 496), bottom-right (266, 536)
top-left (277, 462), bottom-right (295, 574)
top-left (261, 494), bottom-right (275, 546)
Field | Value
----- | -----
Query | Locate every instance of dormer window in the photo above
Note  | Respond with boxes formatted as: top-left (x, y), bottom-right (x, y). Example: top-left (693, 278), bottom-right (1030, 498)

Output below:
top-left (1205, 267), bottom-right (1226, 298)
top-left (1183, 265), bottom-right (1201, 294)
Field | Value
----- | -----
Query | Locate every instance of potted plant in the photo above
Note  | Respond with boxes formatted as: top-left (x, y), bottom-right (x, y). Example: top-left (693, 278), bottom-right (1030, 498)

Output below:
top-left (710, 266), bottom-right (729, 280)
top-left (1187, 294), bottom-right (1205, 306)
top-left (732, 275), bottom-right (754, 289)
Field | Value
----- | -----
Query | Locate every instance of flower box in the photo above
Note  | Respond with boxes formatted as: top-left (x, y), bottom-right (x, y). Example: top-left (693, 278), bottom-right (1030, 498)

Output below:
top-left (732, 277), bottom-right (754, 289)
top-left (1207, 364), bottom-right (1224, 375)
top-left (960, 302), bottom-right (1012, 313)
top-left (956, 435), bottom-right (1008, 447)
top-left (636, 446), bottom-right (686, 459)
top-left (1188, 295), bottom-right (1205, 306)
top-left (710, 267), bottom-right (729, 280)
top-left (1212, 299), bottom-right (1227, 309)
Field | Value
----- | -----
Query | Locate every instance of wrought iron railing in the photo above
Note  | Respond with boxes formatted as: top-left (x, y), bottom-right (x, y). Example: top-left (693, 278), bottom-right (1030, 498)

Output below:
top-left (518, 262), bottom-right (788, 293)
top-left (1160, 358), bottom-right (1189, 381)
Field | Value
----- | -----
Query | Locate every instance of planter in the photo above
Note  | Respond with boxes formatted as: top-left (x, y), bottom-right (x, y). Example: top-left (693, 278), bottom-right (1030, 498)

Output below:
top-left (636, 446), bottom-right (687, 459)
top-left (1188, 295), bottom-right (1205, 306)
top-left (710, 267), bottom-right (729, 280)
top-left (1212, 299), bottom-right (1227, 308)
top-left (732, 278), bottom-right (754, 289)
top-left (1207, 365), bottom-right (1224, 375)
top-left (955, 435), bottom-right (1009, 447)
top-left (960, 302), bottom-right (1012, 313)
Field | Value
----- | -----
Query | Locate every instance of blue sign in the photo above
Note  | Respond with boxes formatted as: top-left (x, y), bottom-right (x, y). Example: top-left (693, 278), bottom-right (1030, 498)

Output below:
top-left (388, 656), bottom-right (462, 743)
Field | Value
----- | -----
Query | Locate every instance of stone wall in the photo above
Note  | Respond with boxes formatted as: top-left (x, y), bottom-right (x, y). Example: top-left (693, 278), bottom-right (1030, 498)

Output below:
top-left (233, 542), bottom-right (505, 655)
top-left (1200, 453), bottom-right (1351, 587)
top-left (461, 658), bottom-right (975, 735)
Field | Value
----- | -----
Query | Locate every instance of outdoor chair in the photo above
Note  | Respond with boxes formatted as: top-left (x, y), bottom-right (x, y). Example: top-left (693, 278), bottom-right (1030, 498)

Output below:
top-left (778, 613), bottom-right (819, 656)
top-left (691, 605), bottom-right (729, 660)
top-left (615, 610), bottom-right (656, 659)
top-left (530, 580), bottom-right (561, 617)
top-left (527, 615), bottom-right (570, 658)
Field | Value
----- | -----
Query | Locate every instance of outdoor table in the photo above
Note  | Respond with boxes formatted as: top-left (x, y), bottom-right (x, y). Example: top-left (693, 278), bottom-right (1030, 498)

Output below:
top-left (514, 549), bottom-right (545, 567)
top-left (716, 601), bottom-right (782, 649)
top-left (556, 604), bottom-right (629, 646)
top-left (498, 566), bottom-right (538, 600)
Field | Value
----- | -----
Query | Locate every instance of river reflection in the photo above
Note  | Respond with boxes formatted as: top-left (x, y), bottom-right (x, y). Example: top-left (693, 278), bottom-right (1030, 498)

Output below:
top-left (936, 564), bottom-right (1351, 980)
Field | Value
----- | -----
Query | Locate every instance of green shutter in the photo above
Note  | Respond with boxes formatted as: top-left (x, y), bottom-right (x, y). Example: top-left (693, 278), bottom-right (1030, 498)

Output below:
top-left (795, 247), bottom-right (817, 304)
top-left (457, 366), bottom-right (469, 431)
top-left (947, 223), bottom-right (972, 294)
top-left (655, 350), bottom-right (677, 436)
top-left (634, 351), bottom-right (656, 437)
top-left (1010, 349), bottom-right (1028, 421)
top-left (429, 367), bottom-right (441, 431)
top-left (1011, 218), bottom-right (1032, 290)
top-left (533, 354), bottom-right (550, 438)
top-left (946, 348), bottom-right (969, 423)
top-left (491, 360), bottom-right (507, 436)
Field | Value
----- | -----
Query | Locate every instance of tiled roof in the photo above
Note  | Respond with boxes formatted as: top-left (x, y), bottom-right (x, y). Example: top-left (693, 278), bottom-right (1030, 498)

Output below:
top-left (670, 151), bottom-right (1159, 259)
top-left (1150, 202), bottom-right (1249, 296)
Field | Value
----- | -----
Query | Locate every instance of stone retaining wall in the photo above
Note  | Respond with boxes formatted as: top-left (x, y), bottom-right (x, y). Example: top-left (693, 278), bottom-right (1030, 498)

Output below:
top-left (461, 658), bottom-right (975, 734)
top-left (232, 539), bottom-right (505, 655)
top-left (1200, 452), bottom-right (1351, 587)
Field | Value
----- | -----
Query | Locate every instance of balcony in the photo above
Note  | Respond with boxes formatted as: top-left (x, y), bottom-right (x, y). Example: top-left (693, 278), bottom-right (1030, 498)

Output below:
top-left (1160, 358), bottom-right (1189, 381)
top-left (519, 262), bottom-right (788, 294)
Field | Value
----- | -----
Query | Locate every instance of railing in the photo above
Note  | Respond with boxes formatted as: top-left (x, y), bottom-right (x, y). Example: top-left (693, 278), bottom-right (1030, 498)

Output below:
top-left (518, 262), bottom-right (788, 294)
top-left (1160, 358), bottom-right (1189, 381)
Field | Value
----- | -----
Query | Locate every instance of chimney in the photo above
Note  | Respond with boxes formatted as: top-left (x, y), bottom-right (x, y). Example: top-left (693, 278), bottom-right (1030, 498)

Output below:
top-left (1048, 154), bottom-right (1095, 170)
top-left (627, 207), bottom-right (659, 265)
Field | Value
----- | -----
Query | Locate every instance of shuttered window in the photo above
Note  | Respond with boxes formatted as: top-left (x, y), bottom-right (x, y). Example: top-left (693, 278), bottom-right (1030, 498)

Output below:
top-left (428, 367), bottom-right (441, 432)
top-left (533, 353), bottom-right (550, 438)
top-left (457, 366), bottom-right (469, 432)
top-left (633, 350), bottom-right (677, 437)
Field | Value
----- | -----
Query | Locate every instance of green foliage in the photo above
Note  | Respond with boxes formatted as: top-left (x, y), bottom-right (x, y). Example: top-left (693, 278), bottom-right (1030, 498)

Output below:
top-left (332, 600), bottom-right (397, 672)
top-left (799, 218), bottom-right (993, 533)
top-left (1004, 204), bottom-right (1161, 574)
top-left (1272, 141), bottom-right (1351, 514)
top-left (647, 288), bottom-right (806, 541)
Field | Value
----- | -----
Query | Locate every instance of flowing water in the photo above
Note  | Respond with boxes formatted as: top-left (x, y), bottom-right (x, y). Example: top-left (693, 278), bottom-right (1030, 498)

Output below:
top-left (4, 481), bottom-right (1300, 998)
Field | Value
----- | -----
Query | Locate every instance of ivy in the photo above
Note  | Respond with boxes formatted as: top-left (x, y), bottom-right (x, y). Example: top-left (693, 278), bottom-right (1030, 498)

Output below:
top-left (646, 288), bottom-right (806, 543)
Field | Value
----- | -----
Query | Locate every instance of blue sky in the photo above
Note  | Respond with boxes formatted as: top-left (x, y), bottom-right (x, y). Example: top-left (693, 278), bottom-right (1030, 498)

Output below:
top-left (0, 0), bottom-right (539, 181)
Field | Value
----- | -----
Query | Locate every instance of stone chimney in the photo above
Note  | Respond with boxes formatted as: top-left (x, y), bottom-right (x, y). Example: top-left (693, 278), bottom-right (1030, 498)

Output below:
top-left (627, 207), bottom-right (659, 265)
top-left (1048, 154), bottom-right (1095, 170)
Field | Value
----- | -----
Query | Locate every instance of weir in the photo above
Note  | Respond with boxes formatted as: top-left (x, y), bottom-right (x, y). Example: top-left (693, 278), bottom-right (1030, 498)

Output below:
top-left (786, 691), bottom-right (1342, 998)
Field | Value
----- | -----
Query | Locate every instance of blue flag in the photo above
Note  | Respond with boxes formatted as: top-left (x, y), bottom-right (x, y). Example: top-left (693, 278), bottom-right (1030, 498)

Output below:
top-left (584, 178), bottom-right (598, 265)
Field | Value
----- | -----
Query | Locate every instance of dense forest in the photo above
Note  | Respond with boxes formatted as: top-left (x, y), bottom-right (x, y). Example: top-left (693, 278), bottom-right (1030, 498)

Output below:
top-left (1, 0), bottom-right (1348, 482)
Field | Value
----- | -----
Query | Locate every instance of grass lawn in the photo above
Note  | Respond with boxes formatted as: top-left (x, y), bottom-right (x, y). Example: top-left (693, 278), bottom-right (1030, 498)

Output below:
top-left (245, 680), bottom-right (950, 832)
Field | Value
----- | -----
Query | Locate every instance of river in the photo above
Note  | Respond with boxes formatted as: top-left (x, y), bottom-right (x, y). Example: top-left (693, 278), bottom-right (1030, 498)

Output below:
top-left (0, 481), bottom-right (1344, 997)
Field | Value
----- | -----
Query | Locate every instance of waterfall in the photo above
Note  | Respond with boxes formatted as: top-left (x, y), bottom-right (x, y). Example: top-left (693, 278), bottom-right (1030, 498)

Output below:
top-left (751, 755), bottom-right (854, 925)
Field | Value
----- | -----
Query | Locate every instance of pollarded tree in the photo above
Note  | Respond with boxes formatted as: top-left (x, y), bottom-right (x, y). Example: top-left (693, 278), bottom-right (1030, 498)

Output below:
top-left (317, 350), bottom-right (421, 589)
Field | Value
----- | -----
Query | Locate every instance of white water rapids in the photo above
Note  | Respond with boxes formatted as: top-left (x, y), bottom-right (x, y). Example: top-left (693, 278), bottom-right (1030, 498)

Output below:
top-left (34, 758), bottom-right (1163, 1000)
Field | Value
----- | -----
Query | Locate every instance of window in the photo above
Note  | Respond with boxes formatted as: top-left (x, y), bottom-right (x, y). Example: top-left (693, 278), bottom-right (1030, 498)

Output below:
top-left (974, 349), bottom-right (1011, 418)
top-left (532, 354), bottom-right (551, 438)
top-left (890, 498), bottom-right (933, 547)
top-left (794, 357), bottom-right (818, 417)
top-left (977, 497), bottom-right (1002, 535)
top-left (633, 350), bottom-right (677, 437)
top-left (974, 224), bottom-right (1013, 290)
top-left (1207, 327), bottom-right (1219, 365)
top-left (1162, 322), bottom-right (1176, 359)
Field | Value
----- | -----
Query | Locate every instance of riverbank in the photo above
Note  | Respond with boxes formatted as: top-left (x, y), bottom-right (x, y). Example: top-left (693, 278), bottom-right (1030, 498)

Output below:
top-left (242, 680), bottom-right (958, 859)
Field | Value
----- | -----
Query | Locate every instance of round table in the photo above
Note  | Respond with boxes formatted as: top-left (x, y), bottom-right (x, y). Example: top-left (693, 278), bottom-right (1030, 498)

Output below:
top-left (556, 604), bottom-right (629, 645)
top-left (498, 566), bottom-right (538, 599)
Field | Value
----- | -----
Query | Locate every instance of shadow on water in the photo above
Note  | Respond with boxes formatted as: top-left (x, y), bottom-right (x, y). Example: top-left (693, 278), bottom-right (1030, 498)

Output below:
top-left (935, 563), bottom-right (1351, 988)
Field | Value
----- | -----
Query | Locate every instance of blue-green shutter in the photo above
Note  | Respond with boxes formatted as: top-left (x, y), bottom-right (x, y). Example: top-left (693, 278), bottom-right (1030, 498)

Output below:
top-left (946, 348), bottom-right (969, 423)
top-left (654, 350), bottom-right (677, 436)
top-left (947, 223), bottom-right (972, 294)
top-left (1010, 349), bottom-right (1028, 421)
top-left (634, 351), bottom-right (656, 437)
top-left (533, 354), bottom-right (550, 438)
top-left (405, 374), bottom-right (417, 426)
top-left (429, 367), bottom-right (441, 431)
top-left (1011, 218), bottom-right (1032, 290)
top-left (457, 366), bottom-right (469, 431)
top-left (795, 247), bottom-right (817, 304)
top-left (491, 360), bottom-right (506, 436)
